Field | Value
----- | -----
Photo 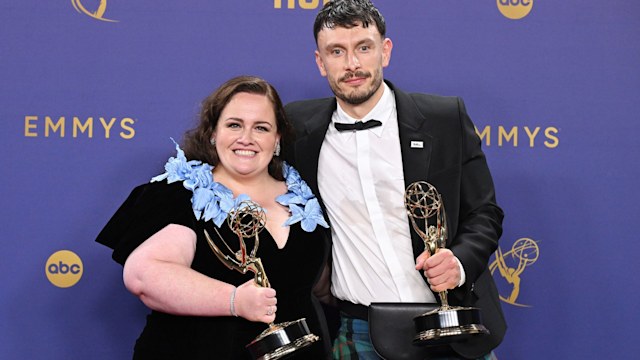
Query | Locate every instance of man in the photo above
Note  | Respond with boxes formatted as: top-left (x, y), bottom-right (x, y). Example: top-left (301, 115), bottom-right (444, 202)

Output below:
top-left (284, 1), bottom-right (506, 359)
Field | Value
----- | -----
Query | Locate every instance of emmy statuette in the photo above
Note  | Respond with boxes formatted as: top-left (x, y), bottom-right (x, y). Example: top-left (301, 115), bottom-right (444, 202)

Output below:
top-left (405, 182), bottom-right (489, 345)
top-left (204, 200), bottom-right (319, 360)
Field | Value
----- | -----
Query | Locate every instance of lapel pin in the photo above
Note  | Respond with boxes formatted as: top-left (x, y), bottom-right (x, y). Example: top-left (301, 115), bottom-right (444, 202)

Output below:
top-left (410, 141), bottom-right (424, 149)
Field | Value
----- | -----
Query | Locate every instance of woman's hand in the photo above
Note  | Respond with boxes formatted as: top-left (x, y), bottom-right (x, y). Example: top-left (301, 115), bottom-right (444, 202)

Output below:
top-left (234, 279), bottom-right (278, 323)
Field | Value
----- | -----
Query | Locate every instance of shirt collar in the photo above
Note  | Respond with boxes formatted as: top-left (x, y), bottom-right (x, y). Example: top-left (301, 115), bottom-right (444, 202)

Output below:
top-left (334, 83), bottom-right (394, 138)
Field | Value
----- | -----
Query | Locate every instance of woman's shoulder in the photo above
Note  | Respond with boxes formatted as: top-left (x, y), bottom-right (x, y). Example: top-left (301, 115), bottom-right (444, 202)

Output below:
top-left (133, 180), bottom-right (193, 203)
top-left (114, 181), bottom-right (194, 220)
top-left (95, 180), bottom-right (197, 264)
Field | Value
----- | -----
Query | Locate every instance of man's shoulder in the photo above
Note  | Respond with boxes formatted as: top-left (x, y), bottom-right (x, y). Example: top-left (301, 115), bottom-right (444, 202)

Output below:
top-left (387, 81), bottom-right (462, 112)
top-left (402, 89), bottom-right (461, 107)
top-left (407, 91), bottom-right (458, 103)
top-left (284, 97), bottom-right (336, 128)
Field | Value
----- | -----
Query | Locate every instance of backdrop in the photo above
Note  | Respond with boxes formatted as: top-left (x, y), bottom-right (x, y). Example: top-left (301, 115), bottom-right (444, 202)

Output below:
top-left (2, 1), bottom-right (639, 359)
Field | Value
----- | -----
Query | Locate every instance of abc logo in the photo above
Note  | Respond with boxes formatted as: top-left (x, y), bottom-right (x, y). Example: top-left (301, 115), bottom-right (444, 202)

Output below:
top-left (46, 250), bottom-right (83, 288)
top-left (497, 0), bottom-right (533, 20)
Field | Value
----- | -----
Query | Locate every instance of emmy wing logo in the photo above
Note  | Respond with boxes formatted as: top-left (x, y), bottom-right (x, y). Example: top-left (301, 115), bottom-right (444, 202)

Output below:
top-left (72, 0), bottom-right (118, 22)
top-left (490, 237), bottom-right (539, 307)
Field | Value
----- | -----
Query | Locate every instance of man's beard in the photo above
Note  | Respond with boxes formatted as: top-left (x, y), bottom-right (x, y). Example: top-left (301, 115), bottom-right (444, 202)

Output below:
top-left (330, 69), bottom-right (383, 105)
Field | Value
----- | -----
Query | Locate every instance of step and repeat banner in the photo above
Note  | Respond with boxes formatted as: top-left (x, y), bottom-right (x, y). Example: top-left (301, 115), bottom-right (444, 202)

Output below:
top-left (2, 1), bottom-right (639, 359)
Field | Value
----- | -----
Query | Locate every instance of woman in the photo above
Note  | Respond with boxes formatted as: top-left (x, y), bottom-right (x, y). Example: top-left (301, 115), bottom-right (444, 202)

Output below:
top-left (96, 76), bottom-right (331, 359)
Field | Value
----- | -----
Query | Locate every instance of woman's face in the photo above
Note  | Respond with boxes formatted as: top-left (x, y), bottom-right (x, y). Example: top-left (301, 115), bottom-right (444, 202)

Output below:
top-left (211, 92), bottom-right (280, 180)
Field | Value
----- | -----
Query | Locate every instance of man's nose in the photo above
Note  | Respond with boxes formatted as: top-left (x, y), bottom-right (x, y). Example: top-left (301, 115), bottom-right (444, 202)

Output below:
top-left (345, 52), bottom-right (361, 71)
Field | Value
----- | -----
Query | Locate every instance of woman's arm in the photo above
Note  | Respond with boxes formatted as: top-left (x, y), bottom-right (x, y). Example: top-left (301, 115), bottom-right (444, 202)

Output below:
top-left (123, 223), bottom-right (277, 323)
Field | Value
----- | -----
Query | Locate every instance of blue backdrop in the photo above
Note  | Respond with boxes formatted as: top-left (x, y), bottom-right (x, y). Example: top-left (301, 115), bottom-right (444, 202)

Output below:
top-left (2, 1), bottom-right (639, 359)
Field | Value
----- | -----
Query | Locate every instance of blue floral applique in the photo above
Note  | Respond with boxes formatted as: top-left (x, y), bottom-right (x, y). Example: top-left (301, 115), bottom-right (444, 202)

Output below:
top-left (276, 163), bottom-right (329, 232)
top-left (151, 140), bottom-right (329, 232)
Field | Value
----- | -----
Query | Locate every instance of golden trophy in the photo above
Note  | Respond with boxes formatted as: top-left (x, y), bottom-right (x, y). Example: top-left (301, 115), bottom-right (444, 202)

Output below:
top-left (204, 200), bottom-right (319, 360)
top-left (404, 182), bottom-right (489, 345)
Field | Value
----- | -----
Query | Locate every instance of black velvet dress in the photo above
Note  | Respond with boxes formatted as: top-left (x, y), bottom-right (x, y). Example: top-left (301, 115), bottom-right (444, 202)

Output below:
top-left (96, 181), bottom-right (331, 360)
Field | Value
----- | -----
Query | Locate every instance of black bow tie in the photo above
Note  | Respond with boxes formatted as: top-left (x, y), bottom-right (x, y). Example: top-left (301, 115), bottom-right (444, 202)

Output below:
top-left (334, 119), bottom-right (382, 132)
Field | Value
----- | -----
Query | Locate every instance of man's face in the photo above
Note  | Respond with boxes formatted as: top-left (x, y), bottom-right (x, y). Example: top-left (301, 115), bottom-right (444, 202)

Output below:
top-left (315, 23), bottom-right (392, 107)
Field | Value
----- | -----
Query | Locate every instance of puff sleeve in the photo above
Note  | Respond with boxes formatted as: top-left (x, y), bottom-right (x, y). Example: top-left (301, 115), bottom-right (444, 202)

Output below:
top-left (95, 181), bottom-right (197, 265)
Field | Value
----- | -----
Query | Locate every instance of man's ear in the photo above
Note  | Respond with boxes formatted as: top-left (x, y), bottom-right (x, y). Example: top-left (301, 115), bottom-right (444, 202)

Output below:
top-left (382, 37), bottom-right (393, 68)
top-left (315, 50), bottom-right (328, 77)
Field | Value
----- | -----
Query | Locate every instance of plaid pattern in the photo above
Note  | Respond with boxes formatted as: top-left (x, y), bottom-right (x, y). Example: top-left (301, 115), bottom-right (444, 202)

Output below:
top-left (332, 315), bottom-right (380, 360)
top-left (332, 315), bottom-right (498, 360)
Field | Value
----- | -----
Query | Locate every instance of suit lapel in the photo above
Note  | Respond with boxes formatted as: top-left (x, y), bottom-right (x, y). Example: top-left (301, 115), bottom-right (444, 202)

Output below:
top-left (388, 81), bottom-right (434, 257)
top-left (389, 81), bottom-right (433, 190)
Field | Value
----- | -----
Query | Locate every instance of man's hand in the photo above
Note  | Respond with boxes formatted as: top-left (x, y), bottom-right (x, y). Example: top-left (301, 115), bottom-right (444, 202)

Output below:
top-left (415, 248), bottom-right (461, 292)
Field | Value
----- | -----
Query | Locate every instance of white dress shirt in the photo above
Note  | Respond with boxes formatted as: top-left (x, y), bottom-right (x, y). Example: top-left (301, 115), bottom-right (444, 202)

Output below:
top-left (318, 83), bottom-right (436, 305)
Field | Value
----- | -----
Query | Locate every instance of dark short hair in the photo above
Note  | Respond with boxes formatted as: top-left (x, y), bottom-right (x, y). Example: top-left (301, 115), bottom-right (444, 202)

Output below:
top-left (181, 75), bottom-right (292, 181)
top-left (313, 0), bottom-right (386, 43)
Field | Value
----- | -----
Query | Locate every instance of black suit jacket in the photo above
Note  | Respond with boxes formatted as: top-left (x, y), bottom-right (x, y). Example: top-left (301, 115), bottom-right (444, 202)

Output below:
top-left (283, 81), bottom-right (506, 358)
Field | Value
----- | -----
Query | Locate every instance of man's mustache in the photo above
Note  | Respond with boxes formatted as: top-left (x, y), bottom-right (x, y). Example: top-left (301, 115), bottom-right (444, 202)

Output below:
top-left (340, 71), bottom-right (371, 82)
